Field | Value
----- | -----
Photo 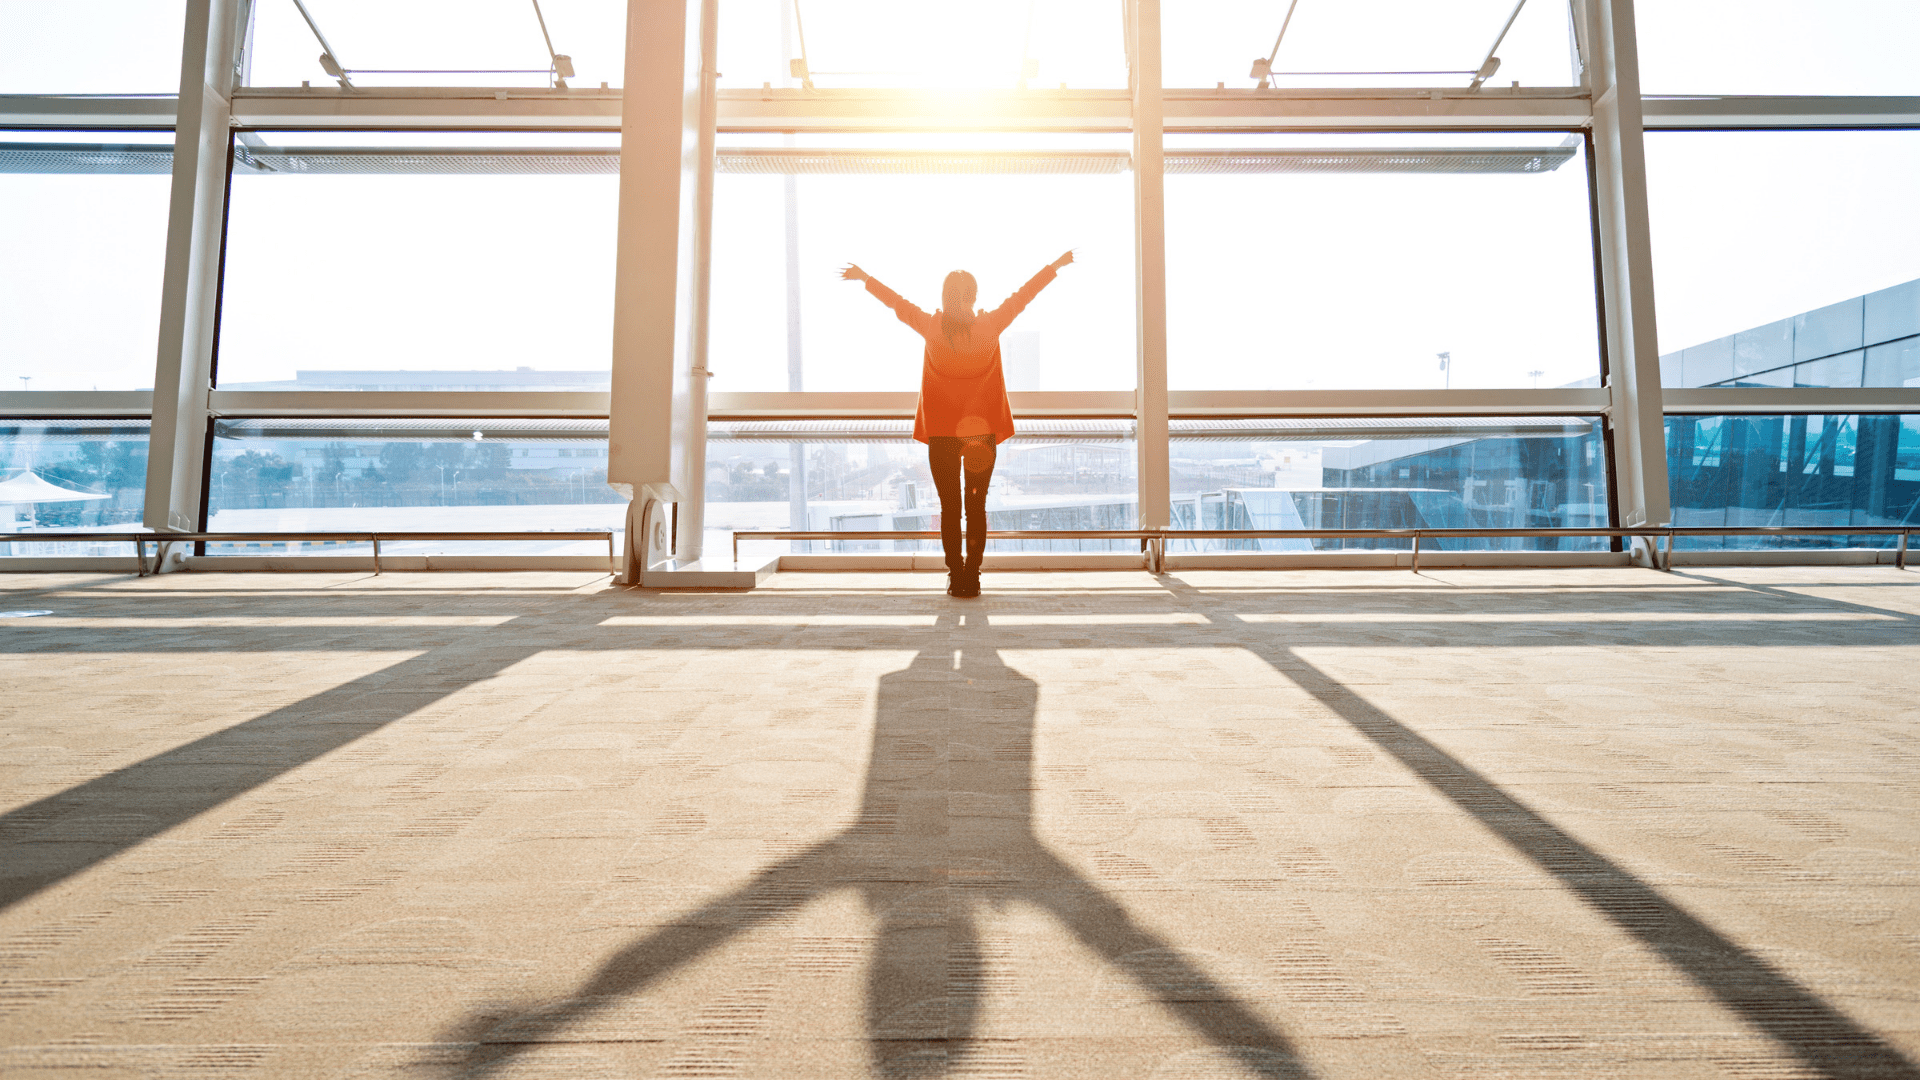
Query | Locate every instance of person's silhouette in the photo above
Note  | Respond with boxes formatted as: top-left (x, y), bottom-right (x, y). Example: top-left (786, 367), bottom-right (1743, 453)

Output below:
top-left (840, 255), bottom-right (1074, 599)
top-left (444, 614), bottom-right (1305, 1077)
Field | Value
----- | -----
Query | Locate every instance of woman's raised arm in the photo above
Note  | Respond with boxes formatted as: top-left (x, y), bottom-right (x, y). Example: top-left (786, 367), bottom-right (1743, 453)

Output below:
top-left (842, 263), bottom-right (933, 334)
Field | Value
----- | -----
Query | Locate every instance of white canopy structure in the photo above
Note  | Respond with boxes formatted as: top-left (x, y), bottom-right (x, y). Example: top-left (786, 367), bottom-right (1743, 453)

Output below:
top-left (0, 471), bottom-right (112, 505)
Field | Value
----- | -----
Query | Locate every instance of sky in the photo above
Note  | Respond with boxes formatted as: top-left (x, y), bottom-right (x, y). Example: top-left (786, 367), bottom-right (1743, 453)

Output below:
top-left (3, 1), bottom-right (1920, 393)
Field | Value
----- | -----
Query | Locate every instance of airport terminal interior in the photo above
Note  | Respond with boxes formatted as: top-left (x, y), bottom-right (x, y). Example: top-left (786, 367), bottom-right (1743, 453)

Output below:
top-left (3, 2), bottom-right (1918, 1077)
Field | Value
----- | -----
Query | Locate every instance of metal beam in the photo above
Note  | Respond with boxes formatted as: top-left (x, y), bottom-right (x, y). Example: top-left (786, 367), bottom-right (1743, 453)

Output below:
top-left (1169, 388), bottom-right (1611, 417)
top-left (145, 0), bottom-right (244, 544)
top-left (1131, 0), bottom-right (1171, 533)
top-left (1582, 0), bottom-right (1669, 530)
top-left (209, 390), bottom-right (611, 417)
top-left (16, 92), bottom-right (1920, 134)
top-left (1662, 388), bottom-right (1920, 414)
top-left (606, 0), bottom-right (706, 582)
top-left (0, 392), bottom-right (154, 418)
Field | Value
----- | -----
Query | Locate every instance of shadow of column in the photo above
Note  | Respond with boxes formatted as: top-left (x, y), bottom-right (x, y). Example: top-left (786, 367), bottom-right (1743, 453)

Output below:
top-left (1155, 577), bottom-right (1920, 1080)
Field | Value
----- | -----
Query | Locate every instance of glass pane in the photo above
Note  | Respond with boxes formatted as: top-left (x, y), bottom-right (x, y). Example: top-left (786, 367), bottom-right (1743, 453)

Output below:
top-left (1170, 416), bottom-right (1609, 551)
top-left (1666, 414), bottom-right (1920, 549)
top-left (1639, 0), bottom-right (1920, 96)
top-left (1, 421), bottom-right (150, 556)
top-left (1163, 0), bottom-right (1575, 89)
top-left (0, 1), bottom-right (187, 95)
top-left (204, 419), bottom-right (621, 554)
top-left (1165, 133), bottom-right (1600, 390)
top-left (0, 133), bottom-right (175, 392)
top-left (216, 131), bottom-right (619, 391)
top-left (712, 420), bottom-right (1137, 558)
top-left (710, 134), bottom-right (1135, 394)
top-left (246, 0), bottom-right (626, 89)
top-left (717, 0), bottom-right (1126, 90)
top-left (1648, 132), bottom-right (1920, 385)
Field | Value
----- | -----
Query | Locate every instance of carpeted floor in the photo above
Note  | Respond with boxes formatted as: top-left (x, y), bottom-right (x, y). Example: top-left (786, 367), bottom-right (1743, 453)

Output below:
top-left (0, 567), bottom-right (1916, 1079)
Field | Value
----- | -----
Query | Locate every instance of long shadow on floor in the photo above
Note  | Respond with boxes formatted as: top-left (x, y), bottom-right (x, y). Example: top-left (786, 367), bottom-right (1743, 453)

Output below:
top-left (1158, 578), bottom-right (1920, 1080)
top-left (0, 628), bottom-right (548, 913)
top-left (438, 615), bottom-right (1310, 1079)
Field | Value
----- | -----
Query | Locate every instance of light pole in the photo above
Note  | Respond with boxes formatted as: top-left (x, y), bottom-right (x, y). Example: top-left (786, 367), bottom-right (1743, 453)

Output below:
top-left (1437, 352), bottom-right (1451, 390)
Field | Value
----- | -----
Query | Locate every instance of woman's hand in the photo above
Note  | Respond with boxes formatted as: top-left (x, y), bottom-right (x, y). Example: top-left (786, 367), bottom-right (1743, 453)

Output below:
top-left (1049, 249), bottom-right (1076, 272)
top-left (839, 263), bottom-right (869, 282)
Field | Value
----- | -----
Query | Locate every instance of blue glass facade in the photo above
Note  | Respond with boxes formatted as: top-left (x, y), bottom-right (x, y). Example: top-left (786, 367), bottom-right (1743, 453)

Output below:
top-left (1666, 413), bottom-right (1920, 548)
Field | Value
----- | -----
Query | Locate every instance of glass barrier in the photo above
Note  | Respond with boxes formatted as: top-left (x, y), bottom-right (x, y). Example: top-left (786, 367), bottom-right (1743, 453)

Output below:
top-left (216, 131), bottom-right (619, 392)
top-left (712, 420), bottom-right (1137, 557)
top-left (0, 421), bottom-right (150, 557)
top-left (245, 0), bottom-right (626, 89)
top-left (1639, 0), bottom-right (1920, 96)
top-left (1667, 414), bottom-right (1920, 549)
top-left (1165, 132), bottom-right (1601, 391)
top-left (1169, 416), bottom-right (1610, 552)
top-left (1648, 131), bottom-right (1920, 384)
top-left (710, 134), bottom-right (1136, 394)
top-left (0, 1), bottom-right (187, 95)
top-left (1162, 0), bottom-right (1576, 90)
top-left (203, 419), bottom-right (621, 556)
top-left (0, 132), bottom-right (174, 392)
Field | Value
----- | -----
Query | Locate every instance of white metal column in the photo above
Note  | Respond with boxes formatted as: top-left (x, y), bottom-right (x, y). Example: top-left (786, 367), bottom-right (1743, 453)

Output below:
top-left (1130, 0), bottom-right (1171, 534)
top-left (607, 0), bottom-right (711, 581)
top-left (1583, 0), bottom-right (1670, 534)
top-left (144, 0), bottom-right (243, 555)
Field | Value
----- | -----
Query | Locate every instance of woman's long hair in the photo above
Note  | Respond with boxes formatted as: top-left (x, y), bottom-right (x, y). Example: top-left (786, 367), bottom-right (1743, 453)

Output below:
top-left (939, 270), bottom-right (978, 347)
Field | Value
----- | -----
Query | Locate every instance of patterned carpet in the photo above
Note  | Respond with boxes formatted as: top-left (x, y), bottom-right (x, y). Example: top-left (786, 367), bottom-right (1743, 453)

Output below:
top-left (0, 567), bottom-right (1915, 1079)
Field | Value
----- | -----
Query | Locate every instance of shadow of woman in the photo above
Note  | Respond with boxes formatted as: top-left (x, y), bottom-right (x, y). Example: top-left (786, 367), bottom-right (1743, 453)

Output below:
top-left (443, 615), bottom-right (1309, 1078)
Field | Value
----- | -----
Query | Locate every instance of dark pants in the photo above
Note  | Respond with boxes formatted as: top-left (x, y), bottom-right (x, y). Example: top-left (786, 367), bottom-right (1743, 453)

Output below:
top-left (927, 435), bottom-right (996, 572)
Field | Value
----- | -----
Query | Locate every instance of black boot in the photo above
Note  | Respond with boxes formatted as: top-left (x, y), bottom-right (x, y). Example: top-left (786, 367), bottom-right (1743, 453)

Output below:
top-left (956, 568), bottom-right (981, 598)
top-left (946, 570), bottom-right (961, 597)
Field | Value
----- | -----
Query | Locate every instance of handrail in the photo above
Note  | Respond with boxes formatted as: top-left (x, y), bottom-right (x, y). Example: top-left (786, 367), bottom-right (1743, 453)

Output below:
top-left (0, 530), bottom-right (617, 577)
top-left (732, 525), bottom-right (1914, 573)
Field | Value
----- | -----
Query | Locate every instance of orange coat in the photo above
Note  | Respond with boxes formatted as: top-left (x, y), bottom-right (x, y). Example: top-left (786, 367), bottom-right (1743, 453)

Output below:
top-left (865, 266), bottom-right (1057, 443)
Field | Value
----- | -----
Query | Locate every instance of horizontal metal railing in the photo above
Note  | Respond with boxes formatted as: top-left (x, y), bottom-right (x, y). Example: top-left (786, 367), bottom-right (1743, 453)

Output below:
top-left (0, 530), bottom-right (617, 576)
top-left (734, 526), bottom-right (1914, 573)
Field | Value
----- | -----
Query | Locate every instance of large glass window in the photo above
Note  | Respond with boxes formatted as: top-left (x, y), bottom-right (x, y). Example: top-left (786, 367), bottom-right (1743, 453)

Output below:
top-left (216, 131), bottom-right (619, 392)
top-left (717, 0), bottom-right (1126, 91)
top-left (712, 421), bottom-right (1137, 558)
top-left (1647, 131), bottom-right (1920, 386)
top-left (0, 1), bottom-right (187, 95)
top-left (245, 1), bottom-right (627, 89)
top-left (1162, 0), bottom-right (1576, 90)
top-left (1169, 417), bottom-right (1609, 552)
top-left (1667, 414), bottom-right (1920, 549)
top-left (1, 131), bottom-right (174, 392)
top-left (204, 419), bottom-right (621, 555)
top-left (709, 135), bottom-right (1136, 394)
top-left (1165, 133), bottom-right (1601, 391)
top-left (1638, 1), bottom-right (1920, 97)
top-left (1, 421), bottom-right (150, 556)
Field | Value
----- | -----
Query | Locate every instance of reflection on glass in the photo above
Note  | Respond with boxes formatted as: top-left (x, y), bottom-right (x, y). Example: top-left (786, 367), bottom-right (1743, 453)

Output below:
top-left (1162, 0), bottom-right (1575, 89)
top-left (1170, 418), bottom-right (1609, 552)
top-left (710, 136), bottom-right (1135, 393)
top-left (0, 1), bottom-right (186, 94)
top-left (204, 420), bottom-right (621, 555)
top-left (217, 132), bottom-right (618, 390)
top-left (0, 422), bottom-right (149, 556)
top-left (1667, 414), bottom-right (1920, 549)
top-left (0, 137), bottom-right (173, 392)
top-left (1165, 133), bottom-right (1600, 390)
top-left (245, 0), bottom-right (626, 89)
top-left (717, 0), bottom-right (1125, 90)
top-left (1639, 0), bottom-right (1920, 96)
top-left (712, 421), bottom-right (1137, 557)
top-left (1659, 274), bottom-right (1920, 388)
top-left (1648, 132), bottom-right (1920, 368)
